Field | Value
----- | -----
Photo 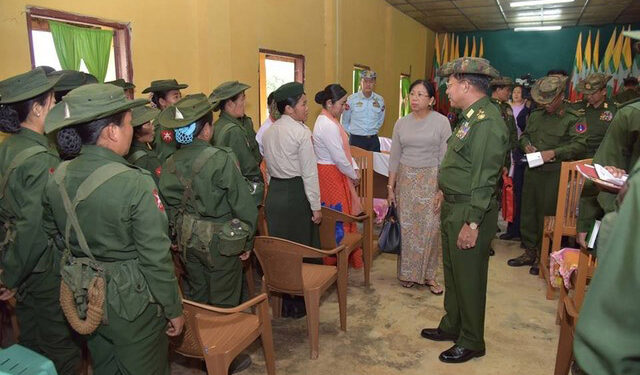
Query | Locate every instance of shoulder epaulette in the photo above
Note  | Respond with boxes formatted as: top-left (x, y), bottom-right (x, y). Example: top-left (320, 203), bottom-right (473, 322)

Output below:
top-left (617, 96), bottom-right (640, 109)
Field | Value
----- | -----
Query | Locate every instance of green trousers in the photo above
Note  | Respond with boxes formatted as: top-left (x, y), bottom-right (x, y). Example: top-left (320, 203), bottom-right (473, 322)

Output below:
top-left (519, 167), bottom-right (561, 253)
top-left (17, 268), bottom-right (81, 375)
top-left (438, 198), bottom-right (498, 351)
top-left (88, 302), bottom-right (169, 375)
top-left (184, 248), bottom-right (244, 308)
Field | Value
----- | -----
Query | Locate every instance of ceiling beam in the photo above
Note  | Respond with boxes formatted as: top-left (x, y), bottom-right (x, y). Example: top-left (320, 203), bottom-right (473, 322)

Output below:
top-left (576, 0), bottom-right (591, 26)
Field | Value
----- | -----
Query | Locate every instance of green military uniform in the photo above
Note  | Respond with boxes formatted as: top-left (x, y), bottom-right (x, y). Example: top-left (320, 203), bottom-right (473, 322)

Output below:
top-left (142, 79), bottom-right (188, 163)
top-left (570, 73), bottom-right (617, 157)
top-left (436, 58), bottom-right (508, 353)
top-left (158, 94), bottom-right (257, 308)
top-left (613, 87), bottom-right (640, 106)
top-left (43, 84), bottom-right (182, 375)
top-left (490, 98), bottom-right (517, 169)
top-left (0, 69), bottom-right (80, 375)
top-left (514, 76), bottom-right (587, 270)
top-left (127, 106), bottom-right (162, 184)
top-left (209, 81), bottom-right (263, 184)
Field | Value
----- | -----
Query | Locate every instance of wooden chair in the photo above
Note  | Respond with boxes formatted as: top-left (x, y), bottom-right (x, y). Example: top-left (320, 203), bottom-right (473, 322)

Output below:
top-left (350, 146), bottom-right (375, 259)
top-left (554, 246), bottom-right (597, 375)
top-left (318, 206), bottom-right (372, 286)
top-left (174, 293), bottom-right (276, 375)
top-left (539, 158), bottom-right (592, 299)
top-left (253, 236), bottom-right (347, 359)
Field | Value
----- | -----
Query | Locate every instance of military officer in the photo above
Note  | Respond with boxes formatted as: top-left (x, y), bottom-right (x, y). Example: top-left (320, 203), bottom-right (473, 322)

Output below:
top-left (209, 81), bottom-right (264, 205)
top-left (0, 68), bottom-right (81, 375)
top-left (490, 76), bottom-right (518, 159)
top-left (142, 79), bottom-right (188, 162)
top-left (571, 73), bottom-right (617, 158)
top-left (507, 76), bottom-right (587, 274)
top-left (420, 57), bottom-right (508, 363)
top-left (127, 105), bottom-right (162, 184)
top-left (43, 83), bottom-right (183, 375)
top-left (613, 76), bottom-right (640, 105)
top-left (342, 70), bottom-right (385, 151)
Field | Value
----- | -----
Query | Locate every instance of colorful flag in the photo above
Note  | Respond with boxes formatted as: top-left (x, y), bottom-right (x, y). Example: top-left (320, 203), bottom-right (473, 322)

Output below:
top-left (612, 28), bottom-right (625, 95)
top-left (471, 36), bottom-right (477, 57)
top-left (455, 36), bottom-right (460, 59)
top-left (603, 27), bottom-right (617, 98)
top-left (618, 26), bottom-right (633, 93)
top-left (583, 30), bottom-right (592, 76)
top-left (569, 32), bottom-right (583, 102)
top-left (593, 29), bottom-right (601, 73)
top-left (479, 38), bottom-right (484, 58)
top-left (463, 36), bottom-right (469, 57)
top-left (449, 33), bottom-right (456, 62)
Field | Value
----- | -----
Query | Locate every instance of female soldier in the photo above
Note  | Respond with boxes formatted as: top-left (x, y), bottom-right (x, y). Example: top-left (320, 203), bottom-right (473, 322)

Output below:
top-left (0, 68), bottom-right (80, 375)
top-left (42, 83), bottom-right (183, 375)
top-left (127, 105), bottom-right (162, 184)
top-left (209, 81), bottom-right (263, 205)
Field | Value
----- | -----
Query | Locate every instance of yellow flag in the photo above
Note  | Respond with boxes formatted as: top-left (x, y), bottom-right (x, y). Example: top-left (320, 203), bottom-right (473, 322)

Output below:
top-left (603, 28), bottom-right (617, 72)
top-left (575, 32), bottom-right (583, 73)
top-left (622, 26), bottom-right (632, 69)
top-left (435, 33), bottom-right (441, 66)
top-left (464, 36), bottom-right (469, 57)
top-left (471, 36), bottom-right (477, 57)
top-left (442, 33), bottom-right (449, 64)
top-left (450, 33), bottom-right (456, 62)
top-left (593, 29), bottom-right (600, 71)
top-left (479, 38), bottom-right (484, 58)
top-left (613, 28), bottom-right (624, 71)
top-left (584, 30), bottom-right (592, 71)
top-left (455, 36), bottom-right (460, 59)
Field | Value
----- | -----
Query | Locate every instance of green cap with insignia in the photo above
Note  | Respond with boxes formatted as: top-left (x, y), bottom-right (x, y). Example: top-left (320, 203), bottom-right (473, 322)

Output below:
top-left (49, 70), bottom-right (98, 92)
top-left (437, 57), bottom-right (500, 78)
top-left (141, 79), bottom-right (188, 94)
top-left (208, 81), bottom-right (250, 111)
top-left (623, 30), bottom-right (640, 40)
top-left (490, 76), bottom-right (514, 87)
top-left (576, 73), bottom-right (611, 94)
top-left (0, 68), bottom-right (61, 104)
top-left (273, 82), bottom-right (304, 102)
top-left (131, 106), bottom-right (159, 127)
top-left (218, 218), bottom-right (251, 256)
top-left (44, 83), bottom-right (148, 134)
top-left (156, 93), bottom-right (213, 129)
top-left (531, 75), bottom-right (568, 105)
top-left (360, 70), bottom-right (377, 79)
top-left (105, 78), bottom-right (136, 90)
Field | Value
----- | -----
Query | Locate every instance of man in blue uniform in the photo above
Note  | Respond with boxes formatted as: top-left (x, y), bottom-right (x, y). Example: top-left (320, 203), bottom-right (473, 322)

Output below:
top-left (342, 70), bottom-right (385, 151)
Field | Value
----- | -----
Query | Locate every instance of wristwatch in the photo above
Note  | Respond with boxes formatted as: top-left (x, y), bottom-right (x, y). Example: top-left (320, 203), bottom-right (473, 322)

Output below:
top-left (468, 222), bottom-right (479, 230)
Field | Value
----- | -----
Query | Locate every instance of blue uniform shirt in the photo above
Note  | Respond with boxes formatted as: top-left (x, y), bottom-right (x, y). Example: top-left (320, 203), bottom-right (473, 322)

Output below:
top-left (342, 91), bottom-right (385, 136)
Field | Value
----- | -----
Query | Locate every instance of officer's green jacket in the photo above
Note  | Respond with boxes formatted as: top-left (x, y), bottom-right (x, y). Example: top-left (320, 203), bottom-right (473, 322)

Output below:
top-left (127, 140), bottom-right (162, 185)
top-left (42, 145), bottom-right (182, 320)
top-left (574, 159), bottom-right (640, 374)
top-left (439, 96), bottom-right (509, 224)
top-left (490, 98), bottom-right (518, 168)
top-left (577, 98), bottom-right (640, 233)
top-left (569, 99), bottom-right (617, 158)
top-left (212, 112), bottom-right (263, 182)
top-left (0, 128), bottom-right (59, 289)
top-left (519, 105), bottom-right (587, 163)
top-left (153, 124), bottom-right (178, 163)
top-left (613, 88), bottom-right (640, 106)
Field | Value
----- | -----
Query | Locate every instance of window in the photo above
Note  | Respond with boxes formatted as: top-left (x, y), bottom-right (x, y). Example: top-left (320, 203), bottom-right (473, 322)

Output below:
top-left (352, 64), bottom-right (370, 94)
top-left (258, 49), bottom-right (305, 124)
top-left (399, 74), bottom-right (411, 118)
top-left (26, 7), bottom-right (133, 82)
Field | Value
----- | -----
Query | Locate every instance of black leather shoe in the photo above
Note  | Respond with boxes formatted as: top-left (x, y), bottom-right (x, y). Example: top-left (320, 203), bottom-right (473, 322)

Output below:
top-left (229, 353), bottom-right (252, 374)
top-left (439, 344), bottom-right (485, 363)
top-left (420, 328), bottom-right (457, 342)
top-left (507, 252), bottom-right (535, 267)
top-left (529, 265), bottom-right (540, 275)
top-left (489, 248), bottom-right (495, 256)
top-left (499, 233), bottom-right (520, 241)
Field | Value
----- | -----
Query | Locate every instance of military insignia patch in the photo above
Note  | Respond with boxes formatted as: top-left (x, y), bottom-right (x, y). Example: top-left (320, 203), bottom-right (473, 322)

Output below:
top-left (599, 111), bottom-right (613, 122)
top-left (477, 109), bottom-right (486, 120)
top-left (372, 100), bottom-right (380, 108)
top-left (456, 121), bottom-right (471, 139)
top-left (356, 101), bottom-right (363, 107)
top-left (155, 166), bottom-right (162, 177)
top-left (161, 129), bottom-right (174, 143)
top-left (152, 189), bottom-right (164, 211)
top-left (575, 123), bottom-right (587, 133)
top-left (447, 112), bottom-right (457, 123)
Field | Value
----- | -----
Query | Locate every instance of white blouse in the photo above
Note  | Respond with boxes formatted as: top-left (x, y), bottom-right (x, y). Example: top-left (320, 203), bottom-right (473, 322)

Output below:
top-left (312, 114), bottom-right (358, 180)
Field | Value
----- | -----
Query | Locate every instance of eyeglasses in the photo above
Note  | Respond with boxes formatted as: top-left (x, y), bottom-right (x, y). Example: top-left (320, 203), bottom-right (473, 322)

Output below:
top-left (409, 92), bottom-right (430, 99)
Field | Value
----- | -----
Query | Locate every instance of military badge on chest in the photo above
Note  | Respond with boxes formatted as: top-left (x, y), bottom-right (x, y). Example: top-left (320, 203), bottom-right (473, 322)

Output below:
top-left (599, 111), bottom-right (613, 122)
top-left (456, 121), bottom-right (471, 139)
top-left (575, 122), bottom-right (588, 133)
top-left (372, 99), bottom-right (381, 108)
top-left (447, 112), bottom-right (457, 124)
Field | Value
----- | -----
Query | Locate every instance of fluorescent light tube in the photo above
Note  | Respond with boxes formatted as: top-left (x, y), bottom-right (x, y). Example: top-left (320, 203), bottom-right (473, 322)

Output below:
top-left (511, 0), bottom-right (574, 8)
top-left (514, 25), bottom-right (563, 31)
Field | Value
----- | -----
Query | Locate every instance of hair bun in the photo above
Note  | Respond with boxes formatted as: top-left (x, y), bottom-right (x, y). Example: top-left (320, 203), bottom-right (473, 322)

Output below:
top-left (314, 91), bottom-right (326, 105)
top-left (0, 105), bottom-right (22, 134)
top-left (57, 127), bottom-right (82, 159)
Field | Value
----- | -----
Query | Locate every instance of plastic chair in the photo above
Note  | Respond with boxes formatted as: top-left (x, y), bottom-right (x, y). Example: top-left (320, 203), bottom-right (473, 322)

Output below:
top-left (318, 206), bottom-right (371, 286)
top-left (540, 158), bottom-right (591, 299)
top-left (0, 344), bottom-right (57, 375)
top-left (173, 293), bottom-right (275, 375)
top-left (253, 236), bottom-right (347, 359)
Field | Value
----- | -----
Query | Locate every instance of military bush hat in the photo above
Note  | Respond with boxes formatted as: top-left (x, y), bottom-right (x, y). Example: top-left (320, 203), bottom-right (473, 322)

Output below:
top-left (105, 78), bottom-right (135, 90)
top-left (45, 83), bottom-right (148, 134)
top-left (623, 76), bottom-right (639, 86)
top-left (209, 81), bottom-right (251, 111)
top-left (437, 57), bottom-right (499, 78)
top-left (49, 70), bottom-right (98, 92)
top-left (131, 106), bottom-right (159, 127)
top-left (360, 70), bottom-right (377, 79)
top-left (0, 68), bottom-right (62, 104)
top-left (490, 76), bottom-right (514, 87)
top-left (157, 93), bottom-right (214, 129)
top-left (531, 75), bottom-right (568, 105)
top-left (141, 79), bottom-right (188, 94)
top-left (577, 73), bottom-right (612, 94)
top-left (273, 82), bottom-right (304, 102)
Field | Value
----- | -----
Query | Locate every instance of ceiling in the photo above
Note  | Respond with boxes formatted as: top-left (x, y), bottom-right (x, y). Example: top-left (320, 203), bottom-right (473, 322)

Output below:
top-left (385, 0), bottom-right (640, 32)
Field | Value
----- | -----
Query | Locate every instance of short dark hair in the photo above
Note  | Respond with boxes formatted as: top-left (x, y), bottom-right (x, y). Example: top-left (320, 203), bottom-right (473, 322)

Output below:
top-left (409, 79), bottom-right (436, 97)
top-left (56, 111), bottom-right (126, 159)
top-left (624, 77), bottom-right (638, 86)
top-left (218, 92), bottom-right (244, 113)
top-left (151, 90), bottom-right (169, 108)
top-left (314, 84), bottom-right (347, 109)
top-left (267, 92), bottom-right (275, 106)
top-left (547, 69), bottom-right (568, 77)
top-left (193, 111), bottom-right (213, 138)
top-left (276, 93), bottom-right (304, 114)
top-left (0, 90), bottom-right (52, 134)
top-left (452, 73), bottom-right (490, 95)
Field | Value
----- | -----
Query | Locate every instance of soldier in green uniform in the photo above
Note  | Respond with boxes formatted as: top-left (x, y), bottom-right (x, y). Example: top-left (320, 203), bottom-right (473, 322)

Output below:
top-left (0, 68), bottom-right (81, 375)
top-left (48, 70), bottom-right (98, 103)
top-left (142, 79), bottom-right (188, 163)
top-left (507, 76), bottom-right (587, 274)
top-left (571, 73), bottom-right (617, 158)
top-left (127, 105), bottom-right (162, 184)
top-left (613, 76), bottom-right (640, 106)
top-left (490, 76), bottom-right (518, 160)
top-left (43, 83), bottom-right (183, 375)
top-left (420, 57), bottom-right (508, 363)
top-left (105, 78), bottom-right (135, 99)
top-left (209, 81), bottom-right (264, 205)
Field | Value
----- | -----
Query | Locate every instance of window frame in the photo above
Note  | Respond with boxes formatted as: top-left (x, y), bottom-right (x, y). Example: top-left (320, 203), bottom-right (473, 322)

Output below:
top-left (258, 48), bottom-right (305, 124)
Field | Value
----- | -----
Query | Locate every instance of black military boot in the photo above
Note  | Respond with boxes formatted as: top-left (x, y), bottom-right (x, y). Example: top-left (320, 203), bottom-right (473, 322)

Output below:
top-left (507, 248), bottom-right (536, 267)
top-left (529, 256), bottom-right (540, 275)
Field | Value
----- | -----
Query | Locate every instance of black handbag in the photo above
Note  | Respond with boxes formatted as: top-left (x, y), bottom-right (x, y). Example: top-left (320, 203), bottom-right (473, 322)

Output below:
top-left (378, 203), bottom-right (401, 254)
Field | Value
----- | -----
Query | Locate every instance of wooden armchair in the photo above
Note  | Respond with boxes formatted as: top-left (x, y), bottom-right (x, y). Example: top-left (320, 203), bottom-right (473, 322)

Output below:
top-left (319, 206), bottom-right (372, 286)
top-left (540, 158), bottom-right (591, 299)
top-left (253, 236), bottom-right (347, 359)
top-left (174, 293), bottom-right (276, 375)
top-left (553, 246), bottom-right (597, 375)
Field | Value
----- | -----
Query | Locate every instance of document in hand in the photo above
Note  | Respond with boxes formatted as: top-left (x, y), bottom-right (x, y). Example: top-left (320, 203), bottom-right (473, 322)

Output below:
top-left (526, 152), bottom-right (544, 168)
top-left (575, 163), bottom-right (628, 192)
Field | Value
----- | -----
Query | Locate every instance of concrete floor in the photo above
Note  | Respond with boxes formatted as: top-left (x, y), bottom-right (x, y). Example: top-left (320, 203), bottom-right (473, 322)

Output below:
top-left (172, 238), bottom-right (560, 375)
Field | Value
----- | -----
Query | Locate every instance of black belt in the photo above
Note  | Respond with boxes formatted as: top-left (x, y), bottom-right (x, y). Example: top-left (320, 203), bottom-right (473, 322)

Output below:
top-left (350, 134), bottom-right (377, 139)
top-left (443, 194), bottom-right (471, 203)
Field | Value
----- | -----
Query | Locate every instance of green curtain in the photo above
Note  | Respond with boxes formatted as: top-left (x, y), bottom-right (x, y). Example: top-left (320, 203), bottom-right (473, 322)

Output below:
top-left (49, 20), bottom-right (113, 82)
top-left (353, 68), bottom-right (363, 93)
top-left (49, 21), bottom-right (81, 70)
top-left (400, 76), bottom-right (411, 117)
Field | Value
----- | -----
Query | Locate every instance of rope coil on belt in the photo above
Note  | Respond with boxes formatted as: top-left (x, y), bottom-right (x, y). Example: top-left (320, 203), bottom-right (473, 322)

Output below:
top-left (59, 276), bottom-right (105, 335)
